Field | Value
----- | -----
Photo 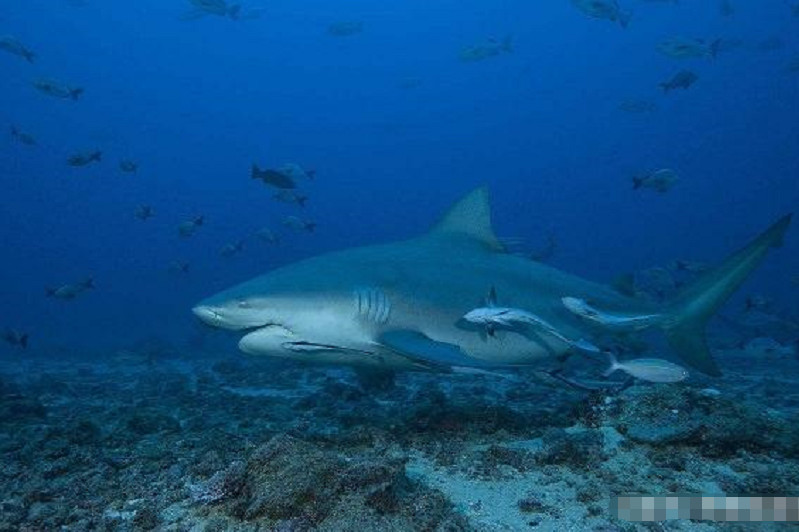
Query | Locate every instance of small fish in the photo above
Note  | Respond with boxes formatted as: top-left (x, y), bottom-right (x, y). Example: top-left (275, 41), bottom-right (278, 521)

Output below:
top-left (46, 278), bottom-right (95, 300)
top-left (273, 190), bottom-right (308, 208)
top-left (179, 216), bottom-right (204, 237)
top-left (283, 216), bottom-right (316, 233)
top-left (618, 99), bottom-right (657, 114)
top-left (670, 259), bottom-right (710, 275)
top-left (220, 240), bottom-right (245, 257)
top-left (530, 234), bottom-right (558, 262)
top-left (2, 330), bottom-right (29, 349)
top-left (256, 227), bottom-right (280, 245)
top-left (135, 205), bottom-right (154, 221)
top-left (119, 159), bottom-right (138, 173)
top-left (571, 0), bottom-right (631, 28)
top-left (459, 36), bottom-right (513, 62)
top-left (562, 296), bottom-right (663, 331)
top-left (659, 70), bottom-right (698, 92)
top-left (67, 150), bottom-right (102, 167)
top-left (251, 164), bottom-right (296, 189)
top-left (464, 287), bottom-right (599, 352)
top-left (756, 37), bottom-right (784, 53)
top-left (183, 0), bottom-right (241, 20)
top-left (10, 125), bottom-right (36, 146)
top-left (0, 36), bottom-right (35, 63)
top-left (742, 337), bottom-right (796, 359)
top-left (33, 79), bottom-right (83, 100)
top-left (328, 21), bottom-right (363, 37)
top-left (603, 352), bottom-right (688, 383)
top-left (745, 295), bottom-right (772, 312)
top-left (719, 0), bottom-right (734, 17)
top-left (169, 260), bottom-right (190, 274)
top-left (632, 168), bottom-right (679, 193)
top-left (277, 162), bottom-right (315, 181)
top-left (658, 37), bottom-right (721, 59)
top-left (398, 77), bottom-right (422, 90)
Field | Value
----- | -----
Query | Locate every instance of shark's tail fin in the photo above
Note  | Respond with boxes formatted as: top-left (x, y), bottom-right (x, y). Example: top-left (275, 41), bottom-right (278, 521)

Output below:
top-left (661, 214), bottom-right (792, 375)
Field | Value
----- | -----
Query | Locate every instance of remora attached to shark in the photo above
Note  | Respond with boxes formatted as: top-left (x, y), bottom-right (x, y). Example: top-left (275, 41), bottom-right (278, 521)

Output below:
top-left (193, 188), bottom-right (791, 376)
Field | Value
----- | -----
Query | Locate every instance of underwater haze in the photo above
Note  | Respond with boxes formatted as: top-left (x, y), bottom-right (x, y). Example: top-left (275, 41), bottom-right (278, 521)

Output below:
top-left (2, 0), bottom-right (799, 530)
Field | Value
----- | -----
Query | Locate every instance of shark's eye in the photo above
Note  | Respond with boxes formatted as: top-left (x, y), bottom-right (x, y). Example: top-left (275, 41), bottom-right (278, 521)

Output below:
top-left (237, 300), bottom-right (251, 309)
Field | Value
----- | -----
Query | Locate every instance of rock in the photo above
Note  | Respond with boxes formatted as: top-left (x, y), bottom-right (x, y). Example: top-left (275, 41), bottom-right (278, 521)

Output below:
top-left (126, 410), bottom-right (180, 435)
top-left (0, 395), bottom-right (46, 423)
top-left (537, 428), bottom-right (604, 469)
top-left (611, 386), bottom-right (789, 457)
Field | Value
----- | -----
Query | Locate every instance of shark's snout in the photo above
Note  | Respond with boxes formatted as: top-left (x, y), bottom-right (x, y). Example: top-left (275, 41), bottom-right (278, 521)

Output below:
top-left (192, 305), bottom-right (222, 327)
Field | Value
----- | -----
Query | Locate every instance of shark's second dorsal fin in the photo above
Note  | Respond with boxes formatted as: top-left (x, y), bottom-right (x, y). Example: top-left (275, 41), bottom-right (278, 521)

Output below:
top-left (429, 187), bottom-right (503, 250)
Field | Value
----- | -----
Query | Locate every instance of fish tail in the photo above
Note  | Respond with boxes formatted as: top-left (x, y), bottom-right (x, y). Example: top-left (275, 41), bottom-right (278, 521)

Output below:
top-left (82, 277), bottom-right (95, 290)
top-left (19, 334), bottom-right (29, 349)
top-left (602, 351), bottom-right (619, 378)
top-left (659, 82), bottom-right (670, 93)
top-left (70, 88), bottom-right (84, 100)
top-left (91, 151), bottom-right (102, 162)
top-left (45, 287), bottom-right (56, 297)
top-left (228, 4), bottom-right (242, 19)
top-left (618, 10), bottom-right (632, 29)
top-left (194, 216), bottom-right (204, 226)
top-left (251, 163), bottom-right (262, 179)
top-left (502, 35), bottom-right (513, 53)
top-left (660, 214), bottom-right (792, 376)
top-left (632, 175), bottom-right (643, 189)
top-left (709, 38), bottom-right (722, 58)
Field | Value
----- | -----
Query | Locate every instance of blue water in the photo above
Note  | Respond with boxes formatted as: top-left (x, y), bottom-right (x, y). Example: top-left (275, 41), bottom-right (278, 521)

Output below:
top-left (1, 0), bottom-right (797, 353)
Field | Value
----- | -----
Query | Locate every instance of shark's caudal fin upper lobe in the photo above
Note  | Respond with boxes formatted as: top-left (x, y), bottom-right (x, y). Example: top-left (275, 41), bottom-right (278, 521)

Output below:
top-left (662, 214), bottom-right (792, 376)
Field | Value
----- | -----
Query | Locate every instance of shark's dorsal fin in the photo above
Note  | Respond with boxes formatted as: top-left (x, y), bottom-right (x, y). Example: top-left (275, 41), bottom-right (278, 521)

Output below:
top-left (429, 187), bottom-right (503, 250)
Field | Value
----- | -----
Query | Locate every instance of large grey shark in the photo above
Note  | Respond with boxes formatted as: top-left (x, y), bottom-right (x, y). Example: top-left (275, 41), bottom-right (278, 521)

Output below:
top-left (193, 188), bottom-right (791, 376)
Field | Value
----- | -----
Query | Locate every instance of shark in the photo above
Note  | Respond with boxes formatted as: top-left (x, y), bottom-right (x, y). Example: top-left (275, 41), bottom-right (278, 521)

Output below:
top-left (193, 188), bottom-right (791, 376)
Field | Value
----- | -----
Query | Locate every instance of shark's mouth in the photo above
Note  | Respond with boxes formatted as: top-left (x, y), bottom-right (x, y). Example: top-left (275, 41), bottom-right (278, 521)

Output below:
top-left (239, 324), bottom-right (373, 356)
top-left (282, 340), bottom-right (374, 356)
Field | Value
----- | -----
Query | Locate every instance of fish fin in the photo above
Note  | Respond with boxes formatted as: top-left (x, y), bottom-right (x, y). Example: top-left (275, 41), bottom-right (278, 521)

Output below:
top-left (618, 10), bottom-right (632, 28)
top-left (709, 38), bottom-right (722, 58)
top-left (602, 351), bottom-right (619, 377)
top-left (486, 324), bottom-right (495, 337)
top-left (428, 187), bottom-right (503, 251)
top-left (662, 214), bottom-right (792, 376)
top-left (487, 285), bottom-right (497, 307)
top-left (380, 330), bottom-right (490, 368)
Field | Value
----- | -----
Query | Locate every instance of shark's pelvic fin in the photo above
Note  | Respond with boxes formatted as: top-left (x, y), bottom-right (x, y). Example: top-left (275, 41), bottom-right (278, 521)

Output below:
top-left (429, 187), bottom-right (504, 251)
top-left (662, 214), bottom-right (792, 376)
top-left (380, 330), bottom-right (496, 368)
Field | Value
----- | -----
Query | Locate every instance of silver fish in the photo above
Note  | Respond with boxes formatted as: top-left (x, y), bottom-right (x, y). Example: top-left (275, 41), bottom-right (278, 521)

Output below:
top-left (256, 227), bottom-right (280, 245)
top-left (179, 216), bottom-right (204, 237)
top-left (604, 353), bottom-right (688, 383)
top-left (571, 0), bottom-right (631, 28)
top-left (46, 278), bottom-right (94, 300)
top-left (273, 190), bottom-right (308, 208)
top-left (658, 37), bottom-right (720, 59)
top-left (460, 36), bottom-right (513, 62)
top-left (632, 168), bottom-right (679, 193)
top-left (463, 288), bottom-right (600, 352)
top-left (283, 216), bottom-right (316, 233)
top-left (33, 79), bottom-right (83, 100)
top-left (0, 36), bottom-right (35, 63)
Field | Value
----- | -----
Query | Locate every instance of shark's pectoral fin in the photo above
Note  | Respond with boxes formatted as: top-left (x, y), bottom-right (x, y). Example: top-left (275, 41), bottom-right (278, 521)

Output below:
top-left (379, 330), bottom-right (492, 368)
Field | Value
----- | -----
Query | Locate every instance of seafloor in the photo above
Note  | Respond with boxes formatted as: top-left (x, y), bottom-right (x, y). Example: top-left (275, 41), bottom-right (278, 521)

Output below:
top-left (1, 321), bottom-right (798, 531)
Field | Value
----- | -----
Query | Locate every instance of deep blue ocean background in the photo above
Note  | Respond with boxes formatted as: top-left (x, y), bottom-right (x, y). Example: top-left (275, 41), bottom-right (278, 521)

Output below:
top-left (1, 0), bottom-right (797, 354)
